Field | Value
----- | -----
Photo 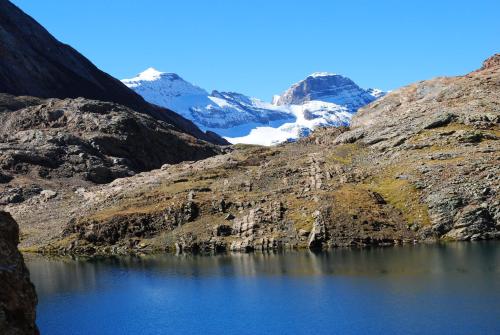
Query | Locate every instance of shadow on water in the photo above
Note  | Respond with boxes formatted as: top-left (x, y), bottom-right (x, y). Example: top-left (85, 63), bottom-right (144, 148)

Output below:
top-left (27, 241), bottom-right (500, 298)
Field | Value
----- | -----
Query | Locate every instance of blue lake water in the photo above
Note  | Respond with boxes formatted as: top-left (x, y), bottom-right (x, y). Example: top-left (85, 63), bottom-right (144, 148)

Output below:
top-left (26, 242), bottom-right (500, 335)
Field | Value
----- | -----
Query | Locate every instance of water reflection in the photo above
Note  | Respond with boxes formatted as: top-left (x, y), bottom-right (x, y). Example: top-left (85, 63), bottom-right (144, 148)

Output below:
top-left (27, 242), bottom-right (500, 298)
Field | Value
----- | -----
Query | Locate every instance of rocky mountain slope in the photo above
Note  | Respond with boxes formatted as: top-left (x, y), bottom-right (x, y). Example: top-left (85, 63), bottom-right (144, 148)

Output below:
top-left (0, 94), bottom-right (222, 206)
top-left (7, 54), bottom-right (498, 255)
top-left (274, 72), bottom-right (382, 109)
top-left (0, 211), bottom-right (39, 335)
top-left (123, 69), bottom-right (384, 145)
top-left (0, 0), bottom-right (226, 145)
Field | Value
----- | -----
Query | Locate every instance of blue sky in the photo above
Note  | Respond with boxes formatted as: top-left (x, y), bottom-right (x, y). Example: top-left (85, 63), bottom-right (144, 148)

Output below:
top-left (12, 0), bottom-right (500, 100)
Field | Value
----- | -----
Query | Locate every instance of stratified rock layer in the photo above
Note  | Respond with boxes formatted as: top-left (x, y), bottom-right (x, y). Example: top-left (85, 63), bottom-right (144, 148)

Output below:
top-left (0, 211), bottom-right (38, 335)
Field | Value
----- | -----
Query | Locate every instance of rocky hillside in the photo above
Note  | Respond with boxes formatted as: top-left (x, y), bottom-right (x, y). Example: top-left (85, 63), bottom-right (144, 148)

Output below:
top-left (0, 1), bottom-right (232, 208)
top-left (0, 0), bottom-right (226, 145)
top-left (6, 55), bottom-right (498, 255)
top-left (0, 94), bottom-right (222, 206)
top-left (0, 211), bottom-right (39, 335)
top-left (0, 0), bottom-right (143, 110)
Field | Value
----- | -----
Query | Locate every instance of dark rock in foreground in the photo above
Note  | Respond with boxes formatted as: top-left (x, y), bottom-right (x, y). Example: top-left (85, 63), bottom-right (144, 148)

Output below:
top-left (0, 211), bottom-right (38, 335)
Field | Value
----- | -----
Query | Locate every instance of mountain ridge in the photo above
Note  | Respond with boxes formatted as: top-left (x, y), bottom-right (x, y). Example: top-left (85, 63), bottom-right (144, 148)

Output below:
top-left (123, 69), bottom-right (385, 144)
top-left (0, 0), bottom-right (226, 145)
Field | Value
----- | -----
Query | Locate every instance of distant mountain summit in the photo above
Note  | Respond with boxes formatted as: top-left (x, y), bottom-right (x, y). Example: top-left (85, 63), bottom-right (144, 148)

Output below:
top-left (274, 72), bottom-right (382, 111)
top-left (123, 69), bottom-right (385, 144)
top-left (122, 69), bottom-right (293, 135)
top-left (123, 68), bottom-right (207, 98)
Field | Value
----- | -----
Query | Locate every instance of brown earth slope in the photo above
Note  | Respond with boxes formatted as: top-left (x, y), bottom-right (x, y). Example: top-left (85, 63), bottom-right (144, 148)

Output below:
top-left (6, 54), bottom-right (500, 255)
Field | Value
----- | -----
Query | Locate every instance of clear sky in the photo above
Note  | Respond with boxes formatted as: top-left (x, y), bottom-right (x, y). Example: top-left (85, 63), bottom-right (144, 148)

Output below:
top-left (12, 0), bottom-right (500, 100)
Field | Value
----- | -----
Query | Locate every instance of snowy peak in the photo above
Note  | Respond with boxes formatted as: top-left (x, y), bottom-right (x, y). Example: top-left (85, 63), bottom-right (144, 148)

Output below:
top-left (308, 72), bottom-right (338, 78)
top-left (122, 67), bottom-right (183, 87)
top-left (275, 72), bottom-right (377, 111)
top-left (123, 68), bottom-right (191, 85)
top-left (366, 88), bottom-right (387, 99)
top-left (136, 67), bottom-right (164, 81)
top-left (121, 70), bottom-right (292, 133)
top-left (122, 68), bottom-right (208, 105)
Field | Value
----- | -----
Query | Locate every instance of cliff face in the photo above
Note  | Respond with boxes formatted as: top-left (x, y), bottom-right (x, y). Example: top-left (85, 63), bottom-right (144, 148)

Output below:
top-left (480, 53), bottom-right (500, 71)
top-left (0, 211), bottom-right (38, 335)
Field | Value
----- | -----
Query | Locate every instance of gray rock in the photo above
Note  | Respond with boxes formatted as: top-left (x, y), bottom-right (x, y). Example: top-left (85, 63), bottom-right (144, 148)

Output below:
top-left (40, 189), bottom-right (57, 200)
top-left (308, 211), bottom-right (329, 250)
top-left (423, 113), bottom-right (455, 129)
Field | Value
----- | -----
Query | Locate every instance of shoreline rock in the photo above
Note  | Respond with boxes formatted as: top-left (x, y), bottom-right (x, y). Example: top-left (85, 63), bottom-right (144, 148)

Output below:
top-left (0, 211), bottom-right (39, 335)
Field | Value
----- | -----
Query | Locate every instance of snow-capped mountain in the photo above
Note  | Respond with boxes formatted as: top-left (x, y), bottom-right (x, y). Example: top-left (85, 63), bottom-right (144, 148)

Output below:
top-left (275, 72), bottom-right (378, 111)
top-left (122, 68), bottom-right (293, 136)
top-left (227, 73), bottom-right (385, 145)
top-left (366, 88), bottom-right (387, 99)
top-left (122, 69), bottom-right (385, 145)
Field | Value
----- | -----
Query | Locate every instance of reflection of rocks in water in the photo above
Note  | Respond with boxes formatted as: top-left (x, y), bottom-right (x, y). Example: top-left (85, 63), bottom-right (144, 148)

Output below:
top-left (27, 243), bottom-right (500, 299)
top-left (26, 256), bottom-right (102, 297)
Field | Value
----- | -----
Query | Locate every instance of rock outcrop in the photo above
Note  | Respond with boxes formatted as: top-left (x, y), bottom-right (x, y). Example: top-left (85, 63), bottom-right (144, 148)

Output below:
top-left (334, 53), bottom-right (500, 241)
top-left (480, 53), bottom-right (500, 71)
top-left (0, 211), bottom-right (38, 335)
